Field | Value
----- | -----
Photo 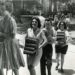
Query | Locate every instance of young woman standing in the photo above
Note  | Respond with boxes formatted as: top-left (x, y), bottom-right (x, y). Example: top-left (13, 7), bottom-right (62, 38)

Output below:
top-left (25, 17), bottom-right (47, 75)
top-left (55, 22), bottom-right (69, 73)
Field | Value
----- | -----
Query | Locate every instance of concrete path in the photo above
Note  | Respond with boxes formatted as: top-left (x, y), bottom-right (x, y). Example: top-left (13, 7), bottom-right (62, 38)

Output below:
top-left (4, 33), bottom-right (75, 75)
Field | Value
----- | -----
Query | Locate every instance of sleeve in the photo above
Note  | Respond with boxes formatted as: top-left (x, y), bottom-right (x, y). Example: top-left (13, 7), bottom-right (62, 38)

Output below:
top-left (25, 29), bottom-right (29, 38)
top-left (11, 17), bottom-right (17, 34)
top-left (25, 28), bottom-right (32, 38)
top-left (8, 16), bottom-right (17, 36)
top-left (65, 31), bottom-right (70, 37)
top-left (65, 31), bottom-right (70, 43)
top-left (52, 27), bottom-right (56, 37)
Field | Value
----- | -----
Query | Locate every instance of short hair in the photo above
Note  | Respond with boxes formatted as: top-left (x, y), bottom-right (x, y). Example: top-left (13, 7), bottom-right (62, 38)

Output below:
top-left (45, 18), bottom-right (52, 26)
top-left (45, 18), bottom-right (50, 21)
top-left (31, 17), bottom-right (41, 28)
top-left (5, 1), bottom-right (13, 13)
top-left (58, 22), bottom-right (67, 29)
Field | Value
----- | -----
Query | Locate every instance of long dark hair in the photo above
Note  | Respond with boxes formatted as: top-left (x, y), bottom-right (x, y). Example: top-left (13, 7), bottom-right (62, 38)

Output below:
top-left (58, 22), bottom-right (67, 30)
top-left (30, 17), bottom-right (41, 28)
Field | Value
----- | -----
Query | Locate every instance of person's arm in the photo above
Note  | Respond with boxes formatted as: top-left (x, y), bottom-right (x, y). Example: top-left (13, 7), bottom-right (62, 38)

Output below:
top-left (5, 17), bottom-right (17, 38)
top-left (66, 31), bottom-right (75, 45)
top-left (52, 27), bottom-right (57, 43)
top-left (39, 31), bottom-right (47, 48)
top-left (65, 31), bottom-right (71, 43)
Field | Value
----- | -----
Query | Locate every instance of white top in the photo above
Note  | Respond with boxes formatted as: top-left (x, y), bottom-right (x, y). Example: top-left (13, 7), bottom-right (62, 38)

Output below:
top-left (27, 28), bottom-right (35, 38)
top-left (26, 28), bottom-right (47, 48)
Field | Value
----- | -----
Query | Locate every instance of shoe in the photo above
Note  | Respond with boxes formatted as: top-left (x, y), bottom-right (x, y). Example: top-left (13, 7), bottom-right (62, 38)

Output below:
top-left (58, 68), bottom-right (64, 73)
top-left (55, 64), bottom-right (59, 70)
top-left (60, 68), bottom-right (64, 73)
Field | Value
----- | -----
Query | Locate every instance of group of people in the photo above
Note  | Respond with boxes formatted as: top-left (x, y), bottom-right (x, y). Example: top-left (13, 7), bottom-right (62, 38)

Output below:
top-left (0, 1), bottom-right (74, 75)
top-left (25, 13), bottom-right (75, 75)
top-left (25, 15), bottom-right (74, 75)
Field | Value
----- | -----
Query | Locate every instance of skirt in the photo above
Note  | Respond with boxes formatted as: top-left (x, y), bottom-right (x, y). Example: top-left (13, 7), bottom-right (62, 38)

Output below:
top-left (0, 38), bottom-right (25, 70)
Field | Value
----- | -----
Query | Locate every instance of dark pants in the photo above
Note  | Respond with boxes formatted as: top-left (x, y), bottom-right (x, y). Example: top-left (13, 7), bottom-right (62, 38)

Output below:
top-left (40, 44), bottom-right (53, 75)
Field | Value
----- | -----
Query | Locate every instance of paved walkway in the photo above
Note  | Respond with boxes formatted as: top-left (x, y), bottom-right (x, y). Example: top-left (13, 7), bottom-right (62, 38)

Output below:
top-left (4, 33), bottom-right (75, 75)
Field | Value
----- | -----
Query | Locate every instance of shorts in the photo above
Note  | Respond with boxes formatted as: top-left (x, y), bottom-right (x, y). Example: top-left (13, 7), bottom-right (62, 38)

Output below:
top-left (55, 44), bottom-right (68, 54)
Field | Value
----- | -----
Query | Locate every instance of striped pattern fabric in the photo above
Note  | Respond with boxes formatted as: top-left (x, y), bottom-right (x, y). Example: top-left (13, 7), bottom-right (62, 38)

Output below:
top-left (57, 31), bottom-right (66, 45)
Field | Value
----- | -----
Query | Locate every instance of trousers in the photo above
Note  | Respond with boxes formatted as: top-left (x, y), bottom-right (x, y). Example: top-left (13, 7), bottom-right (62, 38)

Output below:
top-left (40, 44), bottom-right (53, 75)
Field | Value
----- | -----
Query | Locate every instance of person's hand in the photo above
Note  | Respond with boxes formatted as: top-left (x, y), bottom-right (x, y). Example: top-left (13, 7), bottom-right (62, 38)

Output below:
top-left (39, 45), bottom-right (42, 49)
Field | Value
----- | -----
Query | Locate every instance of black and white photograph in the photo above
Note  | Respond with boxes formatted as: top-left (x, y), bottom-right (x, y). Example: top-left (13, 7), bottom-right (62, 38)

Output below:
top-left (0, 0), bottom-right (75, 75)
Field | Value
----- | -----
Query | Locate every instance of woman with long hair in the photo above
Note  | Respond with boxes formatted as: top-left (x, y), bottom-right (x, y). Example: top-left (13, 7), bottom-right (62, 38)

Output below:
top-left (25, 17), bottom-right (47, 75)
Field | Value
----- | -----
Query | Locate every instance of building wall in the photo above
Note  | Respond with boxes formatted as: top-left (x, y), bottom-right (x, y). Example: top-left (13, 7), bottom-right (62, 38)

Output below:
top-left (71, 0), bottom-right (75, 3)
top-left (42, 0), bottom-right (50, 13)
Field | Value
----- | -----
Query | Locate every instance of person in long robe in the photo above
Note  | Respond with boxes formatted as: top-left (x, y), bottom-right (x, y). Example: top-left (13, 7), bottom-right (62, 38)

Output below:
top-left (0, 1), bottom-right (25, 75)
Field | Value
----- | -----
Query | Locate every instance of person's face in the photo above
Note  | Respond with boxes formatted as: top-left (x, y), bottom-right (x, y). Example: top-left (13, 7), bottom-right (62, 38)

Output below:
top-left (32, 19), bottom-right (38, 29)
top-left (45, 20), bottom-right (51, 29)
top-left (45, 20), bottom-right (50, 25)
top-left (0, 4), bottom-right (5, 16)
top-left (60, 23), bottom-right (64, 30)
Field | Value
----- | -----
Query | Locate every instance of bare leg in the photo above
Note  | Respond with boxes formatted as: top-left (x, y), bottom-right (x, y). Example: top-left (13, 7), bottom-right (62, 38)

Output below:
top-left (28, 65), bottom-right (36, 75)
top-left (56, 53), bottom-right (60, 70)
top-left (59, 54), bottom-right (65, 73)
top-left (61, 54), bottom-right (65, 69)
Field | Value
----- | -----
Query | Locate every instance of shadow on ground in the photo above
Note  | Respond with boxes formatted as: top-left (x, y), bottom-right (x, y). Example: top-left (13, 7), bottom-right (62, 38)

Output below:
top-left (58, 69), bottom-right (75, 75)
